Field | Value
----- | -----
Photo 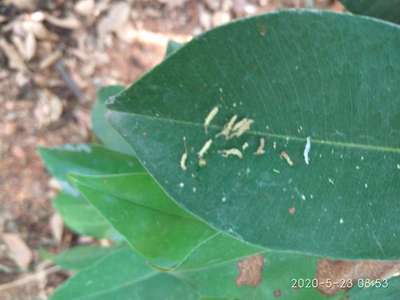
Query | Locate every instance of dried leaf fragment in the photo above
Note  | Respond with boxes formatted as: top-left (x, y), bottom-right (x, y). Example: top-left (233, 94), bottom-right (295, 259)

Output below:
top-left (219, 148), bottom-right (243, 159)
top-left (204, 106), bottom-right (219, 133)
top-left (236, 255), bottom-right (264, 287)
top-left (316, 259), bottom-right (400, 295)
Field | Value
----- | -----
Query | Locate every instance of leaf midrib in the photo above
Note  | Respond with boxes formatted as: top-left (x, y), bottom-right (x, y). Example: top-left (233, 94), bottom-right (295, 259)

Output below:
top-left (110, 110), bottom-right (400, 154)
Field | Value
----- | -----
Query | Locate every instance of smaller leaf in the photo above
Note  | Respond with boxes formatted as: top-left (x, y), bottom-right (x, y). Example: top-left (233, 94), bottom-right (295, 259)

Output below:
top-left (54, 192), bottom-right (115, 239)
top-left (42, 245), bottom-right (118, 271)
top-left (92, 86), bottom-right (133, 155)
top-left (165, 40), bottom-right (183, 57)
top-left (51, 247), bottom-right (199, 300)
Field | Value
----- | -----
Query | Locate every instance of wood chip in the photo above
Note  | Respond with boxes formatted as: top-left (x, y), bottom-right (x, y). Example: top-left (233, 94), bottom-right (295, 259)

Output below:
top-left (74, 0), bottom-right (95, 16)
top-left (2, 233), bottom-right (33, 270)
top-left (44, 13), bottom-right (81, 30)
top-left (39, 50), bottom-right (62, 69)
top-left (0, 38), bottom-right (27, 71)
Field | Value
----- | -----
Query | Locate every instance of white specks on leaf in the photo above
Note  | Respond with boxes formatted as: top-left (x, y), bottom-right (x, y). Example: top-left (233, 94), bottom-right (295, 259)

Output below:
top-left (192, 187), bottom-right (197, 193)
top-left (339, 218), bottom-right (344, 224)
top-left (328, 178), bottom-right (335, 185)
top-left (273, 141), bottom-right (277, 149)
top-left (204, 106), bottom-right (219, 133)
top-left (304, 136), bottom-right (311, 165)
top-left (179, 182), bottom-right (185, 188)
top-left (219, 148), bottom-right (243, 159)
top-left (242, 142), bottom-right (249, 151)
top-left (254, 138), bottom-right (265, 155)
top-left (273, 169), bottom-right (280, 174)
top-left (301, 194), bottom-right (306, 201)
top-left (365, 183), bottom-right (368, 189)
top-left (280, 151), bottom-right (294, 166)
top-left (397, 164), bottom-right (400, 170)
top-left (356, 165), bottom-right (360, 170)
top-left (222, 196), bottom-right (227, 202)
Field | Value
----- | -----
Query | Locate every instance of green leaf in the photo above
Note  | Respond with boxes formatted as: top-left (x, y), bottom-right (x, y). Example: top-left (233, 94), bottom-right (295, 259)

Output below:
top-left (54, 192), bottom-right (114, 239)
top-left (39, 144), bottom-right (142, 193)
top-left (39, 144), bottom-right (143, 238)
top-left (70, 173), bottom-right (224, 269)
top-left (92, 86), bottom-right (133, 155)
top-left (165, 40), bottom-right (183, 57)
top-left (108, 11), bottom-right (400, 259)
top-left (69, 173), bottom-right (340, 299)
top-left (51, 247), bottom-right (199, 300)
top-left (348, 277), bottom-right (400, 299)
top-left (51, 246), bottom-right (343, 300)
top-left (45, 245), bottom-right (118, 271)
top-left (340, 0), bottom-right (400, 24)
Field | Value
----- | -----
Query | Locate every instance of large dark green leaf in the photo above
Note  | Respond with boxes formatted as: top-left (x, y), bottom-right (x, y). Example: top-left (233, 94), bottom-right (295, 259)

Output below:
top-left (340, 0), bottom-right (400, 24)
top-left (91, 86), bottom-right (133, 155)
top-left (108, 11), bottom-right (400, 259)
top-left (51, 246), bottom-right (345, 300)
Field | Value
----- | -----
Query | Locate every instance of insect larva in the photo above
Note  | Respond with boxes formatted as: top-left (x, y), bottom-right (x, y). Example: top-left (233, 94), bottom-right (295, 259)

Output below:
top-left (180, 137), bottom-right (188, 171)
top-left (217, 115), bottom-right (237, 138)
top-left (198, 139), bottom-right (213, 158)
top-left (180, 152), bottom-right (188, 171)
top-left (218, 148), bottom-right (243, 159)
top-left (229, 118), bottom-right (254, 139)
top-left (197, 139), bottom-right (213, 167)
top-left (254, 138), bottom-right (265, 155)
top-left (204, 106), bottom-right (219, 133)
top-left (304, 136), bottom-right (311, 165)
top-left (280, 151), bottom-right (294, 166)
